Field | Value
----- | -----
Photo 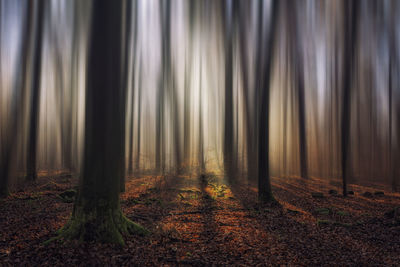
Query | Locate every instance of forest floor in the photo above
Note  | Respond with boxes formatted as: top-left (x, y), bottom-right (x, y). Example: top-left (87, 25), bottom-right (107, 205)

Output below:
top-left (1, 172), bottom-right (400, 266)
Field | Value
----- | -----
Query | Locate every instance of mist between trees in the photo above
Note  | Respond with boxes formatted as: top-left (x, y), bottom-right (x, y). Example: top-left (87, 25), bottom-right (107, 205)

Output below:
top-left (0, 0), bottom-right (399, 221)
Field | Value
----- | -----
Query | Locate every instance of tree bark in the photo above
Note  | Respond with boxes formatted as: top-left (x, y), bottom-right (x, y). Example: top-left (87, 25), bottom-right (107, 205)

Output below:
top-left (258, 0), bottom-right (278, 202)
top-left (223, 0), bottom-right (235, 183)
top-left (341, 0), bottom-right (359, 196)
top-left (0, 0), bottom-right (33, 196)
top-left (26, 0), bottom-right (46, 181)
top-left (56, 0), bottom-right (147, 245)
top-left (287, 1), bottom-right (308, 179)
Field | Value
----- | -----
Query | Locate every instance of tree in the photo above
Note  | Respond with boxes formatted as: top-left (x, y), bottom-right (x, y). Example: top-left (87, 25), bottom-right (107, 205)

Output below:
top-left (164, 0), bottom-right (182, 174)
top-left (341, 0), bottom-right (359, 196)
top-left (287, 1), bottom-right (308, 179)
top-left (135, 64), bottom-right (143, 172)
top-left (121, 0), bottom-right (133, 190)
top-left (183, 0), bottom-right (196, 172)
top-left (26, 0), bottom-right (46, 181)
top-left (198, 52), bottom-right (205, 173)
top-left (0, 0), bottom-right (33, 196)
top-left (257, 0), bottom-right (278, 202)
top-left (223, 0), bottom-right (235, 183)
top-left (237, 1), bottom-right (257, 182)
top-left (127, 0), bottom-right (137, 175)
top-left (55, 0), bottom-right (147, 244)
top-left (388, 2), bottom-right (398, 192)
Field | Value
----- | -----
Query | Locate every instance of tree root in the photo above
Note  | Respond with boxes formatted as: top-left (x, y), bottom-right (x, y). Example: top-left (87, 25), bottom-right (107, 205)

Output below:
top-left (44, 207), bottom-right (149, 246)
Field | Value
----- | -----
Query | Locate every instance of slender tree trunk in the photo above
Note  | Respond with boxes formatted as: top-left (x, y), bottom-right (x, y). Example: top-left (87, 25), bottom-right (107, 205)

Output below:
top-left (50, 9), bottom-right (67, 172)
top-left (128, 85), bottom-right (135, 175)
top-left (67, 0), bottom-right (81, 174)
top-left (0, 0), bottom-right (33, 196)
top-left (223, 0), bottom-right (235, 183)
top-left (120, 0), bottom-right (133, 191)
top-left (160, 0), bottom-right (182, 174)
top-left (135, 66), bottom-right (142, 172)
top-left (258, 0), bottom-right (278, 202)
top-left (26, 0), bottom-right (46, 181)
top-left (198, 55), bottom-right (205, 173)
top-left (155, 73), bottom-right (164, 174)
top-left (341, 0), bottom-right (359, 196)
top-left (287, 1), bottom-right (308, 179)
top-left (238, 1), bottom-right (257, 182)
top-left (389, 4), bottom-right (397, 191)
top-left (183, 1), bottom-right (195, 173)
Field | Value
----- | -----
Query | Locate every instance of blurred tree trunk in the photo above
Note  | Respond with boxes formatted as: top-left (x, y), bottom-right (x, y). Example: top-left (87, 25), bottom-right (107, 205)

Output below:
top-left (258, 0), bottom-right (278, 202)
top-left (183, 1), bottom-right (195, 173)
top-left (49, 3), bottom-right (69, 173)
top-left (26, 0), bottom-right (46, 181)
top-left (68, 0), bottom-right (82, 174)
top-left (56, 0), bottom-right (147, 244)
top-left (287, 1), bottom-right (308, 179)
top-left (198, 55), bottom-right (205, 173)
top-left (156, 0), bottom-right (169, 174)
top-left (223, 0), bottom-right (235, 183)
top-left (341, 0), bottom-right (359, 196)
top-left (120, 0), bottom-right (132, 191)
top-left (155, 72), bottom-right (165, 173)
top-left (389, 2), bottom-right (398, 192)
top-left (161, 0), bottom-right (182, 174)
top-left (0, 0), bottom-right (33, 196)
top-left (135, 66), bottom-right (142, 172)
top-left (238, 1), bottom-right (257, 182)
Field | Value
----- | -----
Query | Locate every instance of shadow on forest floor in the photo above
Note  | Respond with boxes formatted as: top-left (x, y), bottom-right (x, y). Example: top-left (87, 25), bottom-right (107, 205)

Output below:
top-left (0, 173), bottom-right (400, 265)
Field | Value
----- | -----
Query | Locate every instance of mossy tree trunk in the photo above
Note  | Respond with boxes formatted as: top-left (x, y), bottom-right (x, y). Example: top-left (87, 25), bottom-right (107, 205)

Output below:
top-left (57, 0), bottom-right (147, 245)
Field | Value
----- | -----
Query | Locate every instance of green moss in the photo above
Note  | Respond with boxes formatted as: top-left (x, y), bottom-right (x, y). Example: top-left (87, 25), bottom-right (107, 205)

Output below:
top-left (337, 211), bottom-right (349, 216)
top-left (315, 208), bottom-right (330, 215)
top-left (126, 198), bottom-right (143, 205)
top-left (46, 202), bottom-right (149, 246)
top-left (317, 219), bottom-right (332, 226)
top-left (181, 201), bottom-right (192, 207)
top-left (58, 189), bottom-right (77, 203)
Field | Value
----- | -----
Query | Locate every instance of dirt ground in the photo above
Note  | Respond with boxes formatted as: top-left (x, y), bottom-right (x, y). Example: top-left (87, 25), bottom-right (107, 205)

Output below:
top-left (0, 173), bottom-right (400, 266)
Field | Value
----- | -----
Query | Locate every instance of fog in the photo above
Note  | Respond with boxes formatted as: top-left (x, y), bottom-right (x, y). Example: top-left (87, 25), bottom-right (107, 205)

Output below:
top-left (1, 0), bottom-right (399, 192)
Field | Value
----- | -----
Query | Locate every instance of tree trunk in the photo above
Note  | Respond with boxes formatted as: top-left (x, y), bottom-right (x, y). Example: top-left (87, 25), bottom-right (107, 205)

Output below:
top-left (56, 0), bottom-right (147, 245)
top-left (341, 0), bottom-right (359, 196)
top-left (0, 0), bottom-right (33, 196)
top-left (26, 0), bottom-right (46, 181)
top-left (198, 55), bottom-right (205, 173)
top-left (135, 66), bottom-right (142, 172)
top-left (287, 1), bottom-right (308, 179)
top-left (120, 0), bottom-right (133, 191)
top-left (223, 0), bottom-right (235, 183)
top-left (183, 1), bottom-right (195, 173)
top-left (389, 3), bottom-right (397, 192)
top-left (237, 1), bottom-right (257, 182)
top-left (258, 0), bottom-right (278, 202)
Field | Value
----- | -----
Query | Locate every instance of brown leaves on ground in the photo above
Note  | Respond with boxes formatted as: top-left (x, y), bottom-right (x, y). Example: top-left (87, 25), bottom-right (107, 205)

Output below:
top-left (0, 173), bottom-right (400, 266)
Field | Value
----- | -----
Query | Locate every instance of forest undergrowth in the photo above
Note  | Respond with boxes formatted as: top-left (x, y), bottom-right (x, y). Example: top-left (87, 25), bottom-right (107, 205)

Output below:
top-left (0, 172), bottom-right (399, 266)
